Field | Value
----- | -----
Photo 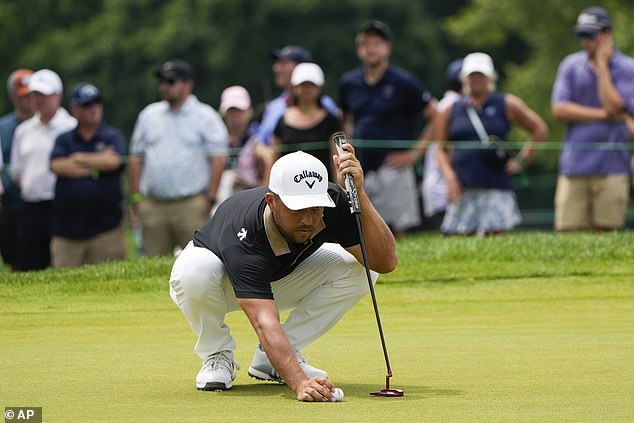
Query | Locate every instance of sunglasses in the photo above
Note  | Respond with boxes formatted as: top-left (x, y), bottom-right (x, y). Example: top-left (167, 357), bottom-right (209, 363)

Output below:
top-left (159, 78), bottom-right (178, 85)
top-left (575, 31), bottom-right (598, 40)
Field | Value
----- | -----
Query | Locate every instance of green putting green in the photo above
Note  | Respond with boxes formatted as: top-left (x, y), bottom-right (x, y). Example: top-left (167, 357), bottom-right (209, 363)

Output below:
top-left (1, 232), bottom-right (633, 422)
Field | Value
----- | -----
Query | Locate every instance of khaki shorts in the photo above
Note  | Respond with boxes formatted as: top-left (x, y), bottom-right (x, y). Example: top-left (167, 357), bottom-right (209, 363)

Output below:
top-left (554, 174), bottom-right (630, 231)
top-left (139, 194), bottom-right (209, 257)
top-left (52, 224), bottom-right (127, 268)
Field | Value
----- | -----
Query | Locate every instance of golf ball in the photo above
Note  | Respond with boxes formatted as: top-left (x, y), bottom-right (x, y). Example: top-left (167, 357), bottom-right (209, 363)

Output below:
top-left (332, 387), bottom-right (344, 402)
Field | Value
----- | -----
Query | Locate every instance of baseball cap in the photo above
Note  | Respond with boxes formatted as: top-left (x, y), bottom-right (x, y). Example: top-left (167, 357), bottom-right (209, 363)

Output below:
top-left (220, 85), bottom-right (251, 114)
top-left (28, 69), bottom-right (63, 96)
top-left (460, 52), bottom-right (495, 79)
top-left (357, 20), bottom-right (392, 41)
top-left (271, 45), bottom-right (313, 63)
top-left (575, 6), bottom-right (612, 34)
top-left (268, 151), bottom-right (335, 210)
top-left (155, 59), bottom-right (193, 81)
top-left (291, 63), bottom-right (325, 87)
top-left (7, 69), bottom-right (33, 96)
top-left (70, 83), bottom-right (103, 106)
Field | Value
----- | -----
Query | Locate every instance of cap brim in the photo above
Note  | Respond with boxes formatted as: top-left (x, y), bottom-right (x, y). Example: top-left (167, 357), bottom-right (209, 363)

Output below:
top-left (279, 193), bottom-right (336, 210)
top-left (29, 84), bottom-right (57, 95)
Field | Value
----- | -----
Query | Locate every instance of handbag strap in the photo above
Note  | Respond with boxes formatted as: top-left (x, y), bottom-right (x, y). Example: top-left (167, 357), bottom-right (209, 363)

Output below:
top-left (465, 105), bottom-right (491, 146)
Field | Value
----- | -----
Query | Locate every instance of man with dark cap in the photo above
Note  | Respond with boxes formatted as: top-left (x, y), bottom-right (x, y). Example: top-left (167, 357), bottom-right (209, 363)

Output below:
top-left (129, 59), bottom-right (228, 257)
top-left (50, 83), bottom-right (127, 267)
top-left (551, 6), bottom-right (634, 232)
top-left (253, 45), bottom-right (339, 148)
top-left (0, 69), bottom-right (34, 270)
top-left (339, 20), bottom-right (437, 238)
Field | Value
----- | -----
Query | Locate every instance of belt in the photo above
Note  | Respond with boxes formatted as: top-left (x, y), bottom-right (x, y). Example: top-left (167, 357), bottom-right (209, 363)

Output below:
top-left (149, 192), bottom-right (202, 202)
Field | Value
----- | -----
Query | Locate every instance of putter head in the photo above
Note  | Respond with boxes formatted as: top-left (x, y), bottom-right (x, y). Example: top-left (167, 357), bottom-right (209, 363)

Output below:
top-left (370, 373), bottom-right (404, 396)
top-left (370, 388), bottom-right (404, 397)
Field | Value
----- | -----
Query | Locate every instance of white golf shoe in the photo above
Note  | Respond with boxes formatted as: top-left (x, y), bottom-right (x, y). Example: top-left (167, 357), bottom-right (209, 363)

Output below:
top-left (196, 350), bottom-right (239, 391)
top-left (247, 344), bottom-right (328, 383)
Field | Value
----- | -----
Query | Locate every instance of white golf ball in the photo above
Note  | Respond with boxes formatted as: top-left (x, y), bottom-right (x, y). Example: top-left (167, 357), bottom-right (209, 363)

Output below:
top-left (332, 387), bottom-right (344, 402)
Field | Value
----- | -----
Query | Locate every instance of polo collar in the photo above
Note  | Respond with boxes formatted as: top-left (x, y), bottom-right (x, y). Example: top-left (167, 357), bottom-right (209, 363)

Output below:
top-left (263, 205), bottom-right (326, 256)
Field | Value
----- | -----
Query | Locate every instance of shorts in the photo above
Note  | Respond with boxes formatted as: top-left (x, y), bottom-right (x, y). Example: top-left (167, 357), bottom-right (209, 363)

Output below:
top-left (554, 174), bottom-right (630, 231)
top-left (441, 189), bottom-right (521, 236)
top-left (364, 164), bottom-right (421, 231)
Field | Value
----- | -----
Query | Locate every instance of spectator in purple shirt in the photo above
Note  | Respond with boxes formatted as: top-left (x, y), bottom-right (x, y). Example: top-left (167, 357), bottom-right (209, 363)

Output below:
top-left (551, 6), bottom-right (634, 232)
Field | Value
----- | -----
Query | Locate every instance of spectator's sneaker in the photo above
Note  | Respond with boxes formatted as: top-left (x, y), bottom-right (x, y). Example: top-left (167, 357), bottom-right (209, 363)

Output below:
top-left (196, 350), bottom-right (239, 391)
top-left (247, 344), bottom-right (328, 384)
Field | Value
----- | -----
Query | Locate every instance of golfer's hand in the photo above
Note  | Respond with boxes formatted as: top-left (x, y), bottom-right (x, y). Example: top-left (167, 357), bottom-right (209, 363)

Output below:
top-left (295, 376), bottom-right (336, 402)
top-left (334, 143), bottom-right (364, 192)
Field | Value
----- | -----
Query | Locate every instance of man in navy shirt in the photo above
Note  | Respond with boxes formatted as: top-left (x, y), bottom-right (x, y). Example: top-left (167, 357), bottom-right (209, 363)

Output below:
top-left (169, 148), bottom-right (397, 401)
top-left (50, 83), bottom-right (127, 267)
top-left (339, 21), bottom-right (437, 238)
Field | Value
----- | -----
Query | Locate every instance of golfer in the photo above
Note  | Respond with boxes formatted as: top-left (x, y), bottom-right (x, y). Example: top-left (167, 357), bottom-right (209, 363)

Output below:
top-left (169, 145), bottom-right (397, 402)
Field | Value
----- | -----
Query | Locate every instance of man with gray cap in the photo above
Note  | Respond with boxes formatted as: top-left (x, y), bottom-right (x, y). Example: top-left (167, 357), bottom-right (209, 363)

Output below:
top-left (10, 69), bottom-right (76, 270)
top-left (552, 6), bottom-right (634, 232)
top-left (49, 83), bottom-right (127, 267)
top-left (169, 147), bottom-right (396, 401)
top-left (0, 69), bottom-right (35, 271)
top-left (129, 59), bottom-right (228, 257)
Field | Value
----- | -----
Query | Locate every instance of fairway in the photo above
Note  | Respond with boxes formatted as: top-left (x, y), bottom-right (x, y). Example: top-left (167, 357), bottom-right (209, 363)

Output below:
top-left (1, 232), bottom-right (634, 422)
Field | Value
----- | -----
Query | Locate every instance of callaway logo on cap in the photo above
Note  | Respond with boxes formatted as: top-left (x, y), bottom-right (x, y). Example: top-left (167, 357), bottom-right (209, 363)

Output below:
top-left (268, 151), bottom-right (335, 210)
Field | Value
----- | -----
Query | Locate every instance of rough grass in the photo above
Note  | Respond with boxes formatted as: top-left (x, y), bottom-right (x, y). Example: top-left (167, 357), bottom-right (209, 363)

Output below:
top-left (1, 232), bottom-right (633, 422)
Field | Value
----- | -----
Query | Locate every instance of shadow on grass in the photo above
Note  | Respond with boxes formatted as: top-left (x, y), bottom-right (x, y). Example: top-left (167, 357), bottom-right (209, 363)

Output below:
top-left (227, 381), bottom-right (463, 401)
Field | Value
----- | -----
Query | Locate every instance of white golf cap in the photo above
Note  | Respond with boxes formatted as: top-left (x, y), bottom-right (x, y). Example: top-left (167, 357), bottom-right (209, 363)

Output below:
top-left (219, 85), bottom-right (251, 114)
top-left (268, 151), bottom-right (335, 210)
top-left (460, 52), bottom-right (495, 79)
top-left (28, 69), bottom-right (63, 95)
top-left (291, 63), bottom-right (325, 87)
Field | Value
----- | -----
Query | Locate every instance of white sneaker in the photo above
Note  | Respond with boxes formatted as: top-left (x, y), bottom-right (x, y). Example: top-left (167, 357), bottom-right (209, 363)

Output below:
top-left (196, 350), bottom-right (239, 391)
top-left (247, 344), bottom-right (328, 384)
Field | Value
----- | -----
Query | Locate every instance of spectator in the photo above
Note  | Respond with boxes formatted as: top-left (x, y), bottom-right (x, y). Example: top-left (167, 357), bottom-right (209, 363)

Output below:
top-left (0, 69), bottom-right (34, 271)
top-left (254, 46), bottom-right (339, 148)
top-left (272, 63), bottom-right (342, 180)
top-left (10, 69), bottom-right (77, 270)
top-left (420, 58), bottom-right (464, 230)
top-left (129, 59), bottom-right (228, 257)
top-left (339, 20), bottom-right (437, 238)
top-left (435, 52), bottom-right (548, 236)
top-left (49, 83), bottom-right (127, 267)
top-left (551, 6), bottom-right (634, 232)
top-left (216, 85), bottom-right (264, 206)
top-left (168, 149), bottom-right (396, 400)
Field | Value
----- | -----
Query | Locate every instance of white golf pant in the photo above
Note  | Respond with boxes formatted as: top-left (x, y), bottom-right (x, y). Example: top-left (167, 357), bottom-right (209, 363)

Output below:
top-left (169, 241), bottom-right (378, 361)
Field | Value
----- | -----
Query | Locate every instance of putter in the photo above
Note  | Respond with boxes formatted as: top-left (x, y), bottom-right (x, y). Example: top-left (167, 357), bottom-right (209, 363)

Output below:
top-left (331, 132), bottom-right (404, 397)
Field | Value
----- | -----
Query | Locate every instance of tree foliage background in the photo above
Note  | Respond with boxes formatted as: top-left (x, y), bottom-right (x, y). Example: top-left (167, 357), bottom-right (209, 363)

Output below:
top-left (1, 0), bottom-right (633, 157)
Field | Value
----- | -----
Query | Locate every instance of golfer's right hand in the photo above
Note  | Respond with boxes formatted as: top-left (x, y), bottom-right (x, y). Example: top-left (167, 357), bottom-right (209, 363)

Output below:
top-left (295, 376), bottom-right (335, 402)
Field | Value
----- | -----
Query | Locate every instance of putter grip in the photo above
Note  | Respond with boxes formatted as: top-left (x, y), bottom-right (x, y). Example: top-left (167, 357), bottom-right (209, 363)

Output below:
top-left (331, 132), bottom-right (361, 214)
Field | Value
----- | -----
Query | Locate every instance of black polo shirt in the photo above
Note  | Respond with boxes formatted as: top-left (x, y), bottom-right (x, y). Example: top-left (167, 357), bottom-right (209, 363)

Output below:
top-left (193, 184), bottom-right (359, 299)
